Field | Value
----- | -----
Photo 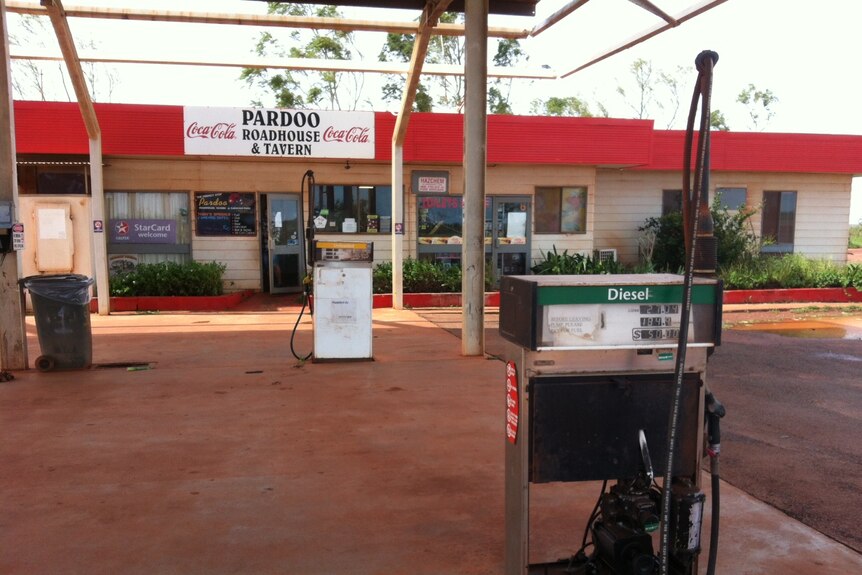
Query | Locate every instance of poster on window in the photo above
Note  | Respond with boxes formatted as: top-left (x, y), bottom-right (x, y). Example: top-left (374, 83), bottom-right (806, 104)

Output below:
top-left (195, 192), bottom-right (257, 236)
top-left (184, 107), bottom-right (374, 159)
top-left (561, 187), bottom-right (587, 233)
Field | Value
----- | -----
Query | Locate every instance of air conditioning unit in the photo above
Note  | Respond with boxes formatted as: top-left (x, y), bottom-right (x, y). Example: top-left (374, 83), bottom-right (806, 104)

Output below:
top-left (593, 248), bottom-right (617, 264)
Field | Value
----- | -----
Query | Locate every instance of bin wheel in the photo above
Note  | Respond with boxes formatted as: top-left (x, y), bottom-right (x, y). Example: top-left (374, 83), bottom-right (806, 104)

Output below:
top-left (35, 356), bottom-right (56, 372)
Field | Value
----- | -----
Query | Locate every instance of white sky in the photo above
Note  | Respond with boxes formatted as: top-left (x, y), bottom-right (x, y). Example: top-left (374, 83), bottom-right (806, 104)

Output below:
top-left (6, 0), bottom-right (862, 223)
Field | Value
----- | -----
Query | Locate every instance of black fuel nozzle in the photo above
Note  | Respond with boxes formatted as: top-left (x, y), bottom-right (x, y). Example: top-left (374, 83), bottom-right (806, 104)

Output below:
top-left (704, 392), bottom-right (726, 456)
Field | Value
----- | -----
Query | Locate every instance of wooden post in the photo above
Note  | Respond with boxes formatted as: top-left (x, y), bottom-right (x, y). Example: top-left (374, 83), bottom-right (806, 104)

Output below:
top-left (461, 0), bottom-right (488, 356)
top-left (0, 0), bottom-right (28, 370)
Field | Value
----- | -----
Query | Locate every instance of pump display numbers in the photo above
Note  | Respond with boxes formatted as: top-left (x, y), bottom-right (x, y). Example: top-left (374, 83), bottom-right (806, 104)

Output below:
top-left (640, 316), bottom-right (674, 327)
top-left (633, 328), bottom-right (681, 341)
top-left (640, 304), bottom-right (680, 315)
top-left (633, 304), bottom-right (681, 341)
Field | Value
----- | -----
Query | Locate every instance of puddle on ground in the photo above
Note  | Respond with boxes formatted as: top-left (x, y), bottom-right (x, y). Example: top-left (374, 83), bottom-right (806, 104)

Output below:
top-left (731, 320), bottom-right (862, 340)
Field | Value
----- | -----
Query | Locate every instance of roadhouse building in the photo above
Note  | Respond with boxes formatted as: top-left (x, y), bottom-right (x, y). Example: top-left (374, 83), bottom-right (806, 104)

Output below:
top-left (12, 101), bottom-right (862, 294)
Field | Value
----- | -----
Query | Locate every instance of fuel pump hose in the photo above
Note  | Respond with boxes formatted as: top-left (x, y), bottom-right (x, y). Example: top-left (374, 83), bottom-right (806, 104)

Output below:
top-left (659, 49), bottom-right (719, 575)
top-left (705, 391), bottom-right (726, 575)
top-left (289, 170), bottom-right (316, 362)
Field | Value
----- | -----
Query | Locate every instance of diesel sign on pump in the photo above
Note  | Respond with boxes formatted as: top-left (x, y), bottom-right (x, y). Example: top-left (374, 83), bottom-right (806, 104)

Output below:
top-left (607, 287), bottom-right (652, 301)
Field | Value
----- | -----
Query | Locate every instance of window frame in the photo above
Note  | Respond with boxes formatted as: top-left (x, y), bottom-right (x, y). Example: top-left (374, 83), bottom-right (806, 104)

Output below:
top-left (535, 186), bottom-right (588, 234)
top-left (311, 184), bottom-right (396, 234)
top-left (715, 187), bottom-right (747, 211)
top-left (662, 189), bottom-right (683, 216)
top-left (760, 190), bottom-right (797, 254)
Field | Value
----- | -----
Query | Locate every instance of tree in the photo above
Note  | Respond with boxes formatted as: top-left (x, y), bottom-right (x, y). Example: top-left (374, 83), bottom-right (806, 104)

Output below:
top-left (737, 84), bottom-right (778, 131)
top-left (616, 58), bottom-right (658, 120)
top-left (710, 109), bottom-right (730, 131)
top-left (240, 3), bottom-right (363, 110)
top-left (378, 12), bottom-right (525, 113)
top-left (529, 96), bottom-right (595, 117)
top-left (488, 38), bottom-right (526, 114)
top-left (613, 59), bottom-right (780, 132)
top-left (614, 59), bottom-right (696, 128)
top-left (9, 14), bottom-right (117, 102)
top-left (378, 26), bottom-right (434, 112)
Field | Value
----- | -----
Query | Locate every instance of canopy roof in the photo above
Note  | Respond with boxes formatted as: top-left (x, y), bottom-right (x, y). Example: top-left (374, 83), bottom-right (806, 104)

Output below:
top-left (256, 0), bottom-right (540, 17)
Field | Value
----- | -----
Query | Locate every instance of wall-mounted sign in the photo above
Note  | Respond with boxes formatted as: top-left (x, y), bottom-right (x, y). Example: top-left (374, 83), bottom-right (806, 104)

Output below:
top-left (194, 192), bottom-right (256, 236)
top-left (183, 107), bottom-right (375, 159)
top-left (12, 222), bottom-right (24, 251)
top-left (411, 170), bottom-right (449, 194)
top-left (110, 219), bottom-right (178, 244)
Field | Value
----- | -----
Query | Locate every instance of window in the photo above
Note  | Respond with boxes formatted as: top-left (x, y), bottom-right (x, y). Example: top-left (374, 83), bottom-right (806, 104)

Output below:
top-left (535, 186), bottom-right (587, 233)
top-left (17, 164), bottom-right (90, 195)
top-left (105, 191), bottom-right (192, 273)
top-left (761, 191), bottom-right (797, 253)
top-left (716, 187), bottom-right (747, 210)
top-left (662, 190), bottom-right (682, 215)
top-left (312, 185), bottom-right (392, 234)
top-left (418, 195), bottom-right (467, 242)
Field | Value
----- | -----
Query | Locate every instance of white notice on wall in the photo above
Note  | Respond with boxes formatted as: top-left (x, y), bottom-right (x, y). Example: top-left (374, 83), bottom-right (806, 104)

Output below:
top-left (330, 299), bottom-right (357, 323)
top-left (507, 212), bottom-right (527, 239)
top-left (38, 208), bottom-right (68, 240)
top-left (545, 304), bottom-right (601, 345)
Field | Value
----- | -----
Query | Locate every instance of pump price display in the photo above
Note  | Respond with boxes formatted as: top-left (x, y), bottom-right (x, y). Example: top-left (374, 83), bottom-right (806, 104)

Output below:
top-left (632, 303), bottom-right (681, 341)
top-left (640, 304), bottom-right (680, 315)
top-left (633, 328), bottom-right (681, 341)
top-left (634, 303), bottom-right (680, 340)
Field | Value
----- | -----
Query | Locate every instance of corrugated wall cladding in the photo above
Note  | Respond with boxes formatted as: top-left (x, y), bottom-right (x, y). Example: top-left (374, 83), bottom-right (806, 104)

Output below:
top-left (15, 101), bottom-right (184, 156)
top-left (646, 130), bottom-right (862, 174)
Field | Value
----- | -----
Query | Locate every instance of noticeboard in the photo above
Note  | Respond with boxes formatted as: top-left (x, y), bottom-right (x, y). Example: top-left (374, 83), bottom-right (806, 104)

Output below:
top-left (194, 192), bottom-right (256, 236)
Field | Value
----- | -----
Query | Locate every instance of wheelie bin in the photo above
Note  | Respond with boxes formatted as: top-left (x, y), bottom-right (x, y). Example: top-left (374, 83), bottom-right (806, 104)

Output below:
top-left (21, 274), bottom-right (94, 371)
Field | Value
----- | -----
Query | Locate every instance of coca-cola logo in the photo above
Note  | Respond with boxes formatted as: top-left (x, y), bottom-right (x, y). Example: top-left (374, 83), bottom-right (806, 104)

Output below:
top-left (322, 126), bottom-right (370, 143)
top-left (186, 122), bottom-right (237, 140)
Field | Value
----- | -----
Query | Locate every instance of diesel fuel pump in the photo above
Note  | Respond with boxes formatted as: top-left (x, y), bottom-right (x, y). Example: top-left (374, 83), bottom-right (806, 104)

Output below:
top-left (501, 51), bottom-right (724, 575)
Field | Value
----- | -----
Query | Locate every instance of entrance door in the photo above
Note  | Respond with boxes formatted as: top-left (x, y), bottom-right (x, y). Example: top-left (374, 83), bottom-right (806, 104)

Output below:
top-left (487, 196), bottom-right (531, 286)
top-left (266, 194), bottom-right (304, 294)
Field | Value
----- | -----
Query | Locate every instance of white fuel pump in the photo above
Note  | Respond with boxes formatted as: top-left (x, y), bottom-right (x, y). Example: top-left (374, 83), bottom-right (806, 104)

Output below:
top-left (311, 240), bottom-right (374, 362)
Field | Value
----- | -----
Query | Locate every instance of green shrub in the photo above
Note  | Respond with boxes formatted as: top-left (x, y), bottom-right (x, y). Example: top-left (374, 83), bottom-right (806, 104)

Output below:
top-left (372, 258), bottom-right (495, 293)
top-left (372, 261), bottom-right (393, 294)
top-left (531, 246), bottom-right (623, 275)
top-left (720, 255), bottom-right (862, 290)
top-left (849, 223), bottom-right (862, 249)
top-left (110, 261), bottom-right (226, 297)
top-left (640, 198), bottom-right (760, 273)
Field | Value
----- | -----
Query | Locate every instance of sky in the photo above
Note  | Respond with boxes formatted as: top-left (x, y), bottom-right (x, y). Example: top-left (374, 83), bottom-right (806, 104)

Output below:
top-left (6, 0), bottom-right (862, 222)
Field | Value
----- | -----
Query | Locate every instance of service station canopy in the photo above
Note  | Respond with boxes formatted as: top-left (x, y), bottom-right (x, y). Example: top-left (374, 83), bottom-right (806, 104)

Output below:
top-left (266, 0), bottom-right (541, 16)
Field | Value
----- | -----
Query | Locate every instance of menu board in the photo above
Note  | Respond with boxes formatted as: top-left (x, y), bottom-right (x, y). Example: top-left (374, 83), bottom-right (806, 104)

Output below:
top-left (195, 192), bottom-right (256, 236)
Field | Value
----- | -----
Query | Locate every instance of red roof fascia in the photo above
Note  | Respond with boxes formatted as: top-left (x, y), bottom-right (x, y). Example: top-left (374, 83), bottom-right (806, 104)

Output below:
top-left (14, 101), bottom-right (862, 175)
top-left (645, 130), bottom-right (862, 175)
top-left (375, 112), bottom-right (654, 165)
top-left (14, 101), bottom-right (184, 156)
